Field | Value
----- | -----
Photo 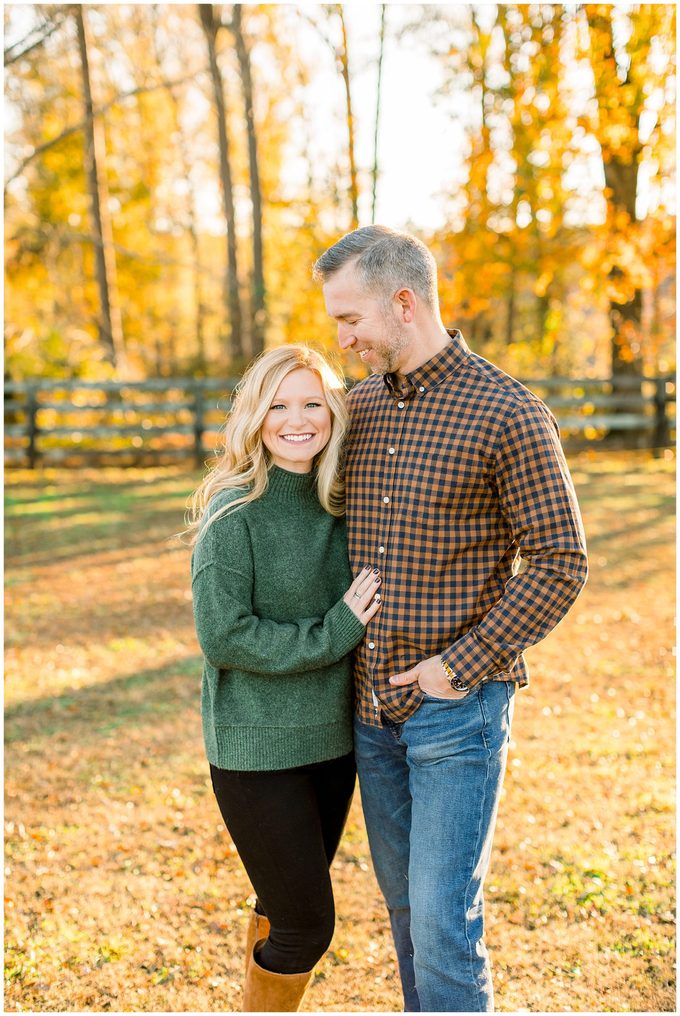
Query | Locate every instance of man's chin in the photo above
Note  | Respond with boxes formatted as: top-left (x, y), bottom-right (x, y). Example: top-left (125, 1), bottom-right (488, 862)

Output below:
top-left (357, 345), bottom-right (393, 374)
top-left (361, 353), bottom-right (389, 375)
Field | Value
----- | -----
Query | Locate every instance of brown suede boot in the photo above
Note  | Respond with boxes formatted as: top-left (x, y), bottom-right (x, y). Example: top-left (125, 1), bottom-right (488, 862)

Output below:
top-left (242, 939), bottom-right (313, 1013)
top-left (244, 910), bottom-right (271, 975)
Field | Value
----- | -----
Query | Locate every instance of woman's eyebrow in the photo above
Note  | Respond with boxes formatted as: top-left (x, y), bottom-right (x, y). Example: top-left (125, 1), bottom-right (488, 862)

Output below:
top-left (270, 394), bottom-right (327, 401)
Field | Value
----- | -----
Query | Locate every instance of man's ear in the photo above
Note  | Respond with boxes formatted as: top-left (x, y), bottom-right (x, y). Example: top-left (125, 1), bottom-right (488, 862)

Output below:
top-left (395, 287), bottom-right (416, 324)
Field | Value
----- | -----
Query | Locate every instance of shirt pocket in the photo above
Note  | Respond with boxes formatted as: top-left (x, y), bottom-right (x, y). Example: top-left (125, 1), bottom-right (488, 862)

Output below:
top-left (398, 455), bottom-right (485, 523)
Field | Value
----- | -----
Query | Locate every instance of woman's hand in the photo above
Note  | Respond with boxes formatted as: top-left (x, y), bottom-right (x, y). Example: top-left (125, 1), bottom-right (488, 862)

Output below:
top-left (343, 566), bottom-right (382, 624)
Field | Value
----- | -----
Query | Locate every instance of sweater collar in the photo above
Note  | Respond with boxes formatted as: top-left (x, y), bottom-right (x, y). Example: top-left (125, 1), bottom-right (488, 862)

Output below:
top-left (266, 464), bottom-right (317, 501)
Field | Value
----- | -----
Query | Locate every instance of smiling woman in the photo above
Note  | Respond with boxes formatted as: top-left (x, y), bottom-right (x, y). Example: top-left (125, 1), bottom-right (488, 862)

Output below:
top-left (261, 368), bottom-right (332, 475)
top-left (187, 346), bottom-right (348, 530)
top-left (185, 344), bottom-right (382, 1011)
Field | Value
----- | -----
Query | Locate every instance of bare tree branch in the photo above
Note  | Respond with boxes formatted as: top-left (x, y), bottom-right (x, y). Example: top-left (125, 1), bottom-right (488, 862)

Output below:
top-left (371, 5), bottom-right (387, 224)
top-left (4, 66), bottom-right (209, 190)
top-left (4, 12), bottom-right (67, 66)
top-left (296, 10), bottom-right (337, 57)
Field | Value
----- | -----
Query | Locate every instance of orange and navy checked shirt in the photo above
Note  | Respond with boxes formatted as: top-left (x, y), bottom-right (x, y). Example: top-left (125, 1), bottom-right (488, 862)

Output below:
top-left (345, 330), bottom-right (588, 726)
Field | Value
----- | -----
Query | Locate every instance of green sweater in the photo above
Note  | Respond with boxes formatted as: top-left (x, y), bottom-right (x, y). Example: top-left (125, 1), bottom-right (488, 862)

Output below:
top-left (191, 465), bottom-right (367, 771)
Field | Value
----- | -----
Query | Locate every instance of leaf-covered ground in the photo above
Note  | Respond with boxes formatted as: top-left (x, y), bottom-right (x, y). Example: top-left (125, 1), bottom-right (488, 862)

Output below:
top-left (4, 451), bottom-right (676, 1012)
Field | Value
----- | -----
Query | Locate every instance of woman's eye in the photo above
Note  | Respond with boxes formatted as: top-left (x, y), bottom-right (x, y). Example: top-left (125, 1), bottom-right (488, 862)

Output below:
top-left (269, 402), bottom-right (323, 410)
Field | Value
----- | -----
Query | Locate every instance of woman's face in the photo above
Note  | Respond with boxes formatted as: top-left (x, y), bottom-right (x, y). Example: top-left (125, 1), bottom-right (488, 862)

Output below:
top-left (261, 368), bottom-right (332, 474)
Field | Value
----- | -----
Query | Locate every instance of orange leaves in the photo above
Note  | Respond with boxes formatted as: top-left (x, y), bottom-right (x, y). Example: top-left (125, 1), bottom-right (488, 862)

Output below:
top-left (534, 271), bottom-right (554, 298)
top-left (4, 456), bottom-right (677, 1013)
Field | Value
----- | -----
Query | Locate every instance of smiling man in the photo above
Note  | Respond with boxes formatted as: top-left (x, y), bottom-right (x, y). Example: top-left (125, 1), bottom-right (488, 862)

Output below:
top-left (313, 226), bottom-right (588, 1013)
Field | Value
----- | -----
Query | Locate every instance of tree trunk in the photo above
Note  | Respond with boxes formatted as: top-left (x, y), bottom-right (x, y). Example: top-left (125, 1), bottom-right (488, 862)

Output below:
top-left (73, 4), bottom-right (127, 376)
top-left (506, 267), bottom-right (515, 347)
top-left (168, 87), bottom-right (207, 372)
top-left (149, 8), bottom-right (207, 372)
top-left (232, 5), bottom-right (265, 358)
top-left (198, 3), bottom-right (243, 364)
top-left (371, 5), bottom-right (386, 224)
top-left (337, 7), bottom-right (359, 229)
top-left (602, 154), bottom-right (644, 381)
top-left (585, 8), bottom-right (644, 388)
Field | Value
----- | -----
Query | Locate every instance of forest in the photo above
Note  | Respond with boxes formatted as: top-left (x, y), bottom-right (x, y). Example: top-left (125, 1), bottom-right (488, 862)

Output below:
top-left (4, 4), bottom-right (676, 386)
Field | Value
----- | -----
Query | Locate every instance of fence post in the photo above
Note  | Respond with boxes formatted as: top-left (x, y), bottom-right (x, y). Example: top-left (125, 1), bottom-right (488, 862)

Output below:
top-left (26, 387), bottom-right (38, 469)
top-left (193, 386), bottom-right (205, 467)
top-left (653, 376), bottom-right (670, 452)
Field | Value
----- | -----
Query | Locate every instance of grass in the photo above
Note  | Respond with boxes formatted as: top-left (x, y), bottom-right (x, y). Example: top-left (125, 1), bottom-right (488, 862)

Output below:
top-left (4, 449), bottom-right (676, 1012)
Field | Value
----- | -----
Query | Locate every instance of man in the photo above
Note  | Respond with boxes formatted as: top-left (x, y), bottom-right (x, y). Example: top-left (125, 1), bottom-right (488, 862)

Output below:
top-left (313, 226), bottom-right (588, 1013)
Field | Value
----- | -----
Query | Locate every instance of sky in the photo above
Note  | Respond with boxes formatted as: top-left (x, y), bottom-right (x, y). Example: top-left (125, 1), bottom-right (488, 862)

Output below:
top-left (273, 1), bottom-right (615, 232)
top-left (282, 2), bottom-right (673, 230)
top-left (4, 2), bottom-right (673, 232)
top-left (4, 1), bottom-right (468, 231)
top-left (288, 2), bottom-right (470, 231)
top-left (338, 3), bottom-right (466, 230)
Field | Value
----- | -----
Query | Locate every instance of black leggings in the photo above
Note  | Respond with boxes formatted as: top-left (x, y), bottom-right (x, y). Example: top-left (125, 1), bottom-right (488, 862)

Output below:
top-left (210, 751), bottom-right (356, 974)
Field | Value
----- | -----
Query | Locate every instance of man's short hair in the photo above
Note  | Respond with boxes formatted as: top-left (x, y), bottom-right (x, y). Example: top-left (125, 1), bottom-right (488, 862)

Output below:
top-left (312, 225), bottom-right (439, 312)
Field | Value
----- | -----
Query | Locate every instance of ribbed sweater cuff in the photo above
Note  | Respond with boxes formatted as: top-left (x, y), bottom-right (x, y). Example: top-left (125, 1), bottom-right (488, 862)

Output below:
top-left (326, 598), bottom-right (367, 657)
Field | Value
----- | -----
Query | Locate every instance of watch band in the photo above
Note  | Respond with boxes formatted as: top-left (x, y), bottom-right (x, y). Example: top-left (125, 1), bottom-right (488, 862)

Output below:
top-left (440, 657), bottom-right (470, 694)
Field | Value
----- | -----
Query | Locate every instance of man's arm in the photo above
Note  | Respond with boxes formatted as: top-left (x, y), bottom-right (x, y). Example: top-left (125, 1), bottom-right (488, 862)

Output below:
top-left (438, 398), bottom-right (588, 691)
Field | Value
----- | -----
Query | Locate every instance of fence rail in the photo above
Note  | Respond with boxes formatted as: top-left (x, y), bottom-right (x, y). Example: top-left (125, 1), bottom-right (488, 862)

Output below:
top-left (4, 375), bottom-right (675, 468)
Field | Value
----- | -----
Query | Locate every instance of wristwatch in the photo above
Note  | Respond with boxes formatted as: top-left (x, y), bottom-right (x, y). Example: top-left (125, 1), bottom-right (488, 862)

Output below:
top-left (440, 657), bottom-right (470, 695)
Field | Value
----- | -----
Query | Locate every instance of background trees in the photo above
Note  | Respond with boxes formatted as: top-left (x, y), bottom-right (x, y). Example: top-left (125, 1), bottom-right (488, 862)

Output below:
top-left (4, 3), bottom-right (675, 382)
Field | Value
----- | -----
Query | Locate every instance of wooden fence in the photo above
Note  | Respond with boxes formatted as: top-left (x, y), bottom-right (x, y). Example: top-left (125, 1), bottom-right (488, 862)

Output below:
top-left (4, 375), bottom-right (676, 468)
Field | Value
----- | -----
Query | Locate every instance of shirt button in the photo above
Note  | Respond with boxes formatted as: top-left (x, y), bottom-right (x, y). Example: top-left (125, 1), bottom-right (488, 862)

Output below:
top-left (419, 386), bottom-right (425, 393)
top-left (368, 642), bottom-right (375, 649)
top-left (378, 546), bottom-right (385, 554)
top-left (383, 496), bottom-right (390, 504)
top-left (388, 447), bottom-right (396, 455)
top-left (397, 401), bottom-right (405, 409)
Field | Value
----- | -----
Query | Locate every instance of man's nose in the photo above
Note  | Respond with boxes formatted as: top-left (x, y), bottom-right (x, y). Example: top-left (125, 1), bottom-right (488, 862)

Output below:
top-left (337, 323), bottom-right (355, 350)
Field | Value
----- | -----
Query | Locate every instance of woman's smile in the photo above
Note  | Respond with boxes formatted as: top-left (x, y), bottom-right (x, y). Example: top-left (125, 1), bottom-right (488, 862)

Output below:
top-left (280, 432), bottom-right (315, 442)
top-left (261, 368), bottom-right (332, 472)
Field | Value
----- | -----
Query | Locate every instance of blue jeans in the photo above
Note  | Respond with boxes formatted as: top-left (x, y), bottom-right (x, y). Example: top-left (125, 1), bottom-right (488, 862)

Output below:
top-left (354, 680), bottom-right (515, 1013)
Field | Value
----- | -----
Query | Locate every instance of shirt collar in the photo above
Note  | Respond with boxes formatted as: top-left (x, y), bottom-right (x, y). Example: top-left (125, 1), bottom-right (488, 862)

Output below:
top-left (383, 329), bottom-right (470, 400)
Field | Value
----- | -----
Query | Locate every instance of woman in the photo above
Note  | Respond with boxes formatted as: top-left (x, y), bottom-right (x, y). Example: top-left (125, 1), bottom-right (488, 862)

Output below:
top-left (188, 345), bottom-right (381, 1012)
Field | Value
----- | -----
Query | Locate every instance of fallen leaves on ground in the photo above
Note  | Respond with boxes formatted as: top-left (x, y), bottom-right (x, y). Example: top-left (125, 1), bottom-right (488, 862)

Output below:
top-left (4, 452), bottom-right (675, 1012)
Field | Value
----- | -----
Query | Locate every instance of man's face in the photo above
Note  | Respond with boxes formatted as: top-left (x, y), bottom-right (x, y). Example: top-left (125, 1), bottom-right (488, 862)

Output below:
top-left (322, 263), bottom-right (411, 375)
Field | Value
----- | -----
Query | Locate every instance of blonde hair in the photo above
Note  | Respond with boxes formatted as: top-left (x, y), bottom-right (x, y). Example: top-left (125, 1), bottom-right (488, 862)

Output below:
top-left (187, 345), bottom-right (348, 545)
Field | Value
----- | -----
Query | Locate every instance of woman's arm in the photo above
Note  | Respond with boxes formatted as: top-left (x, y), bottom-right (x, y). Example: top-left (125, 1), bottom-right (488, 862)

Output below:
top-left (192, 558), bottom-right (367, 675)
top-left (191, 504), bottom-right (380, 675)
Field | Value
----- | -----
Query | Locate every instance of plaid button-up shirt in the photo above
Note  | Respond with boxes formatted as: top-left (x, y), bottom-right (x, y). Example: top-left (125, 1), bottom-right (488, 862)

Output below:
top-left (345, 330), bottom-right (588, 726)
